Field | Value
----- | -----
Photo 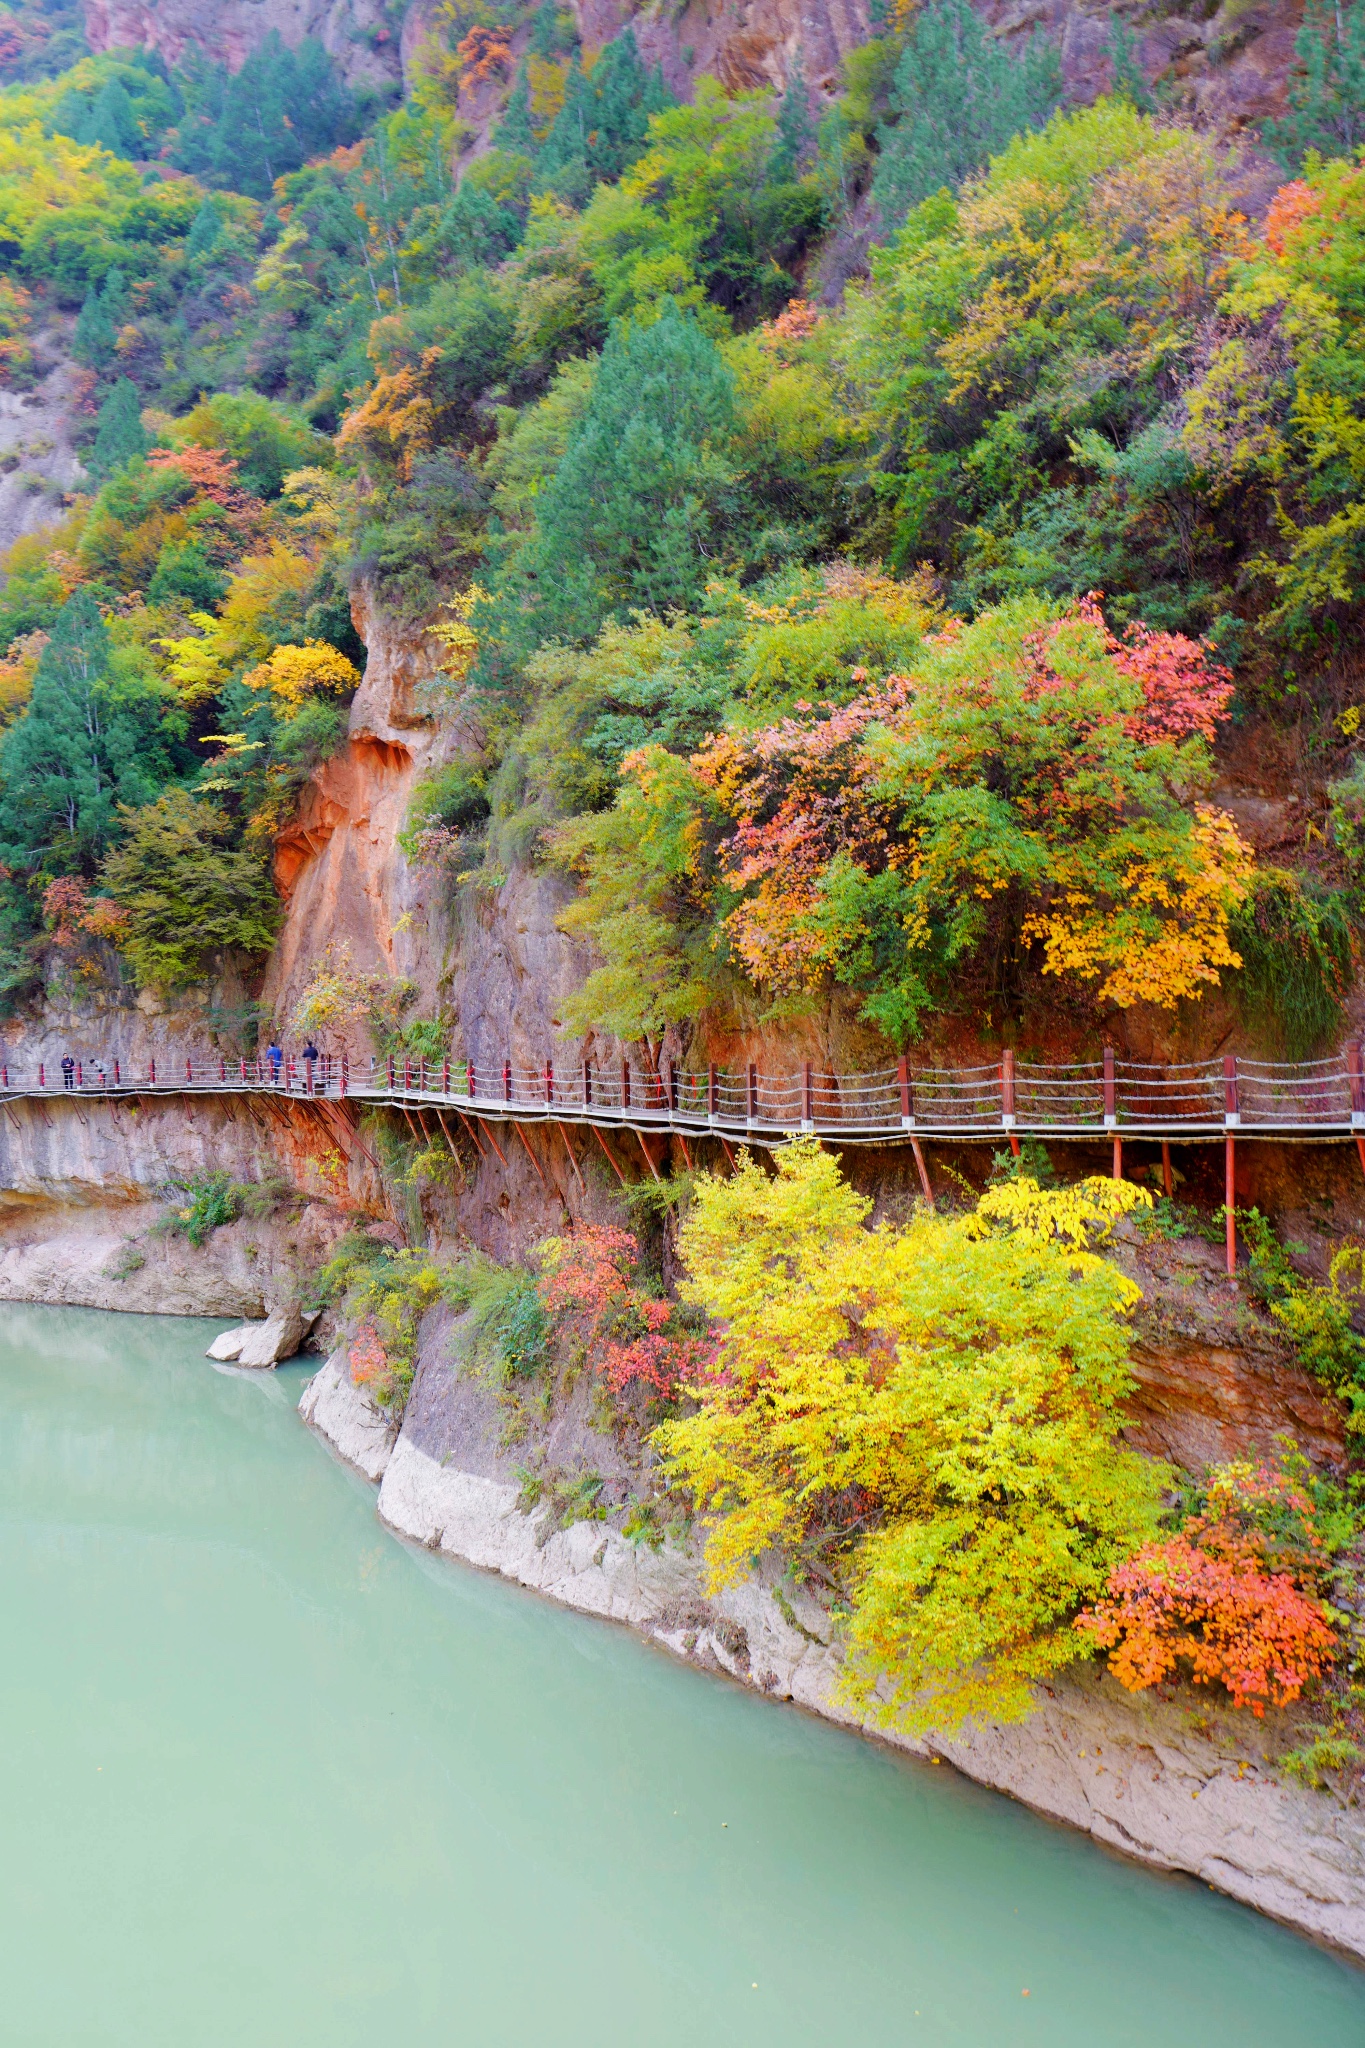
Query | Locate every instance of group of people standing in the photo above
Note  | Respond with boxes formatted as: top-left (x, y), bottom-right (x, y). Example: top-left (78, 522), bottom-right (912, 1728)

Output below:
top-left (53, 1042), bottom-right (329, 1088)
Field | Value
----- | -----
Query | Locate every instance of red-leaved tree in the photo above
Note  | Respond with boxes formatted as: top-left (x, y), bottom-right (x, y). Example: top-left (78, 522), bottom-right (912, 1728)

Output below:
top-left (1077, 1460), bottom-right (1339, 1713)
top-left (537, 1224), bottom-right (715, 1398)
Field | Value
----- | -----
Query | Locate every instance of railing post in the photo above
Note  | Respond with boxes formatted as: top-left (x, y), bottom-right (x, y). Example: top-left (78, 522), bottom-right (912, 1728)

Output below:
top-left (545, 1058), bottom-right (554, 1106)
top-left (442, 1057), bottom-right (450, 1094)
top-left (583, 1059), bottom-right (593, 1107)
top-left (77, 1062), bottom-right (83, 1087)
top-left (503, 1059), bottom-right (512, 1103)
top-left (404, 1058), bottom-right (411, 1092)
top-left (803, 1059), bottom-right (814, 1130)
top-left (185, 1057), bottom-right (191, 1086)
top-left (1102, 1044), bottom-right (1116, 1128)
top-left (1349, 1042), bottom-right (1365, 1183)
top-left (1001, 1048), bottom-right (1020, 1158)
top-left (621, 1058), bottom-right (630, 1110)
top-left (667, 1058), bottom-right (678, 1113)
top-left (898, 1054), bottom-right (913, 1129)
top-left (708, 1062), bottom-right (718, 1122)
top-left (38, 1062), bottom-right (45, 1089)
top-left (113, 1060), bottom-right (120, 1086)
top-left (464, 1059), bottom-right (473, 1099)
top-left (1224, 1053), bottom-right (1239, 1276)
top-left (340, 1054), bottom-right (348, 1098)
top-left (387, 1053), bottom-right (395, 1090)
top-left (747, 1062), bottom-right (758, 1125)
top-left (147, 1058), bottom-right (154, 1086)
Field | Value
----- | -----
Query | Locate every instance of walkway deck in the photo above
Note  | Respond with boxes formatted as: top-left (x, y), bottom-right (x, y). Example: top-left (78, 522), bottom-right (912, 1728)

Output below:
top-left (5, 1048), bottom-right (1365, 1148)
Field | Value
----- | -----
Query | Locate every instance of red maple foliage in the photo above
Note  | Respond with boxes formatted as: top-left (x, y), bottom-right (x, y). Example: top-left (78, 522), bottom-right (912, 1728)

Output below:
top-left (1077, 1461), bottom-right (1339, 1714)
top-left (537, 1224), bottom-right (716, 1398)
top-left (1264, 180), bottom-right (1322, 259)
top-left (147, 444), bottom-right (262, 522)
top-left (348, 1319), bottom-right (389, 1389)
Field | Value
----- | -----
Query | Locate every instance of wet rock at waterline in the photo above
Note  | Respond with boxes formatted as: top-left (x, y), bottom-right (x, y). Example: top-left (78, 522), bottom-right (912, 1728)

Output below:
top-left (225, 1304), bottom-right (314, 1369)
top-left (300, 1357), bottom-right (1365, 1961)
top-left (298, 1351), bottom-right (395, 1479)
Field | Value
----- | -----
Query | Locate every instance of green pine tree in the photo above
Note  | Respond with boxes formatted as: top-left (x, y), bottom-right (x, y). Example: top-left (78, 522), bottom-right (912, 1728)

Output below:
top-left (73, 284), bottom-right (114, 370)
top-left (871, 0), bottom-right (1062, 227)
top-left (82, 77), bottom-right (141, 157)
top-left (493, 302), bottom-right (742, 658)
top-left (771, 53), bottom-right (815, 180)
top-left (0, 589), bottom-right (168, 870)
top-left (88, 376), bottom-right (149, 483)
top-left (496, 61), bottom-right (538, 155)
top-left (1263, 0), bottom-right (1365, 169)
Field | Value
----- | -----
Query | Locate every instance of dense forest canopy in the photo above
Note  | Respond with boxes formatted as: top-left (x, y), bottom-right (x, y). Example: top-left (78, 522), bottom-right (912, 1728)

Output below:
top-left (1, 0), bottom-right (1365, 1054)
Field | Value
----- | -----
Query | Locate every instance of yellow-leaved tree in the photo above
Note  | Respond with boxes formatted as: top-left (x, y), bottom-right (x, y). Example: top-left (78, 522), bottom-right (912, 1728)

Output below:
top-left (241, 638), bottom-right (360, 705)
top-left (654, 1141), bottom-right (1167, 1733)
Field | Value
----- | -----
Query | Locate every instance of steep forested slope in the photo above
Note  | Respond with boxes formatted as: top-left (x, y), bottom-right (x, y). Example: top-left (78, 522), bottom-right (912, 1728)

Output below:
top-left (0, 0), bottom-right (1364, 1061)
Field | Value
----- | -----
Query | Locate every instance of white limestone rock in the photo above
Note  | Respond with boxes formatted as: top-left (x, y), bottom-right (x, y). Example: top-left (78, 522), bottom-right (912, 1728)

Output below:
top-left (235, 1302), bottom-right (307, 1369)
top-left (299, 1352), bottom-right (395, 1481)
top-left (206, 1326), bottom-right (249, 1361)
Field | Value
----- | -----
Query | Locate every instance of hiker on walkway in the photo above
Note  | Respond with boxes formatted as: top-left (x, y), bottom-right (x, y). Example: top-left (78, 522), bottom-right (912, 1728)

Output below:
top-left (266, 1040), bottom-right (283, 1086)
top-left (301, 1041), bottom-right (321, 1092)
top-left (60, 1054), bottom-right (75, 1090)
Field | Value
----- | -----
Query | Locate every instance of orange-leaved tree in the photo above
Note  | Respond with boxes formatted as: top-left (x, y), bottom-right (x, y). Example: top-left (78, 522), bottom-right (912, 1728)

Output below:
top-left (1077, 1458), bottom-right (1340, 1713)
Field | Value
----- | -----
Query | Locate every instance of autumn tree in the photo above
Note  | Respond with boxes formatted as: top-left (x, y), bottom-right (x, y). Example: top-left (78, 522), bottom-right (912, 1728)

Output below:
top-left (1078, 1459), bottom-right (1340, 1713)
top-left (654, 1141), bottom-right (1166, 1733)
top-left (692, 593), bottom-right (1249, 1037)
top-left (98, 787), bottom-right (280, 988)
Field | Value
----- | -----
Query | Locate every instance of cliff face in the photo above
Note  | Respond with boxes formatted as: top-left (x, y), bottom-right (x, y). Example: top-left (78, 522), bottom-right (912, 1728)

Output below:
top-left (79, 0), bottom-right (1308, 144)
top-left (81, 0), bottom-right (405, 91)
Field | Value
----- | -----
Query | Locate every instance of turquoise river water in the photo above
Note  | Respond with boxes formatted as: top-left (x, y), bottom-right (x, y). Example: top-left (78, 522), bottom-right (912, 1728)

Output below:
top-left (4, 1302), bottom-right (1365, 2045)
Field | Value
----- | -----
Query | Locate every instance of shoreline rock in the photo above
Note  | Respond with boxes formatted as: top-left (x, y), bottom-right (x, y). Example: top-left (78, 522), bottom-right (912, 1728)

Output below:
top-left (301, 1353), bottom-right (1365, 1964)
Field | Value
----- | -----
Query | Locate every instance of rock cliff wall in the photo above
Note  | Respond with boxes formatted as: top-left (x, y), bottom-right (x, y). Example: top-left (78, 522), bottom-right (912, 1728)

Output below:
top-left (79, 0), bottom-right (1310, 149)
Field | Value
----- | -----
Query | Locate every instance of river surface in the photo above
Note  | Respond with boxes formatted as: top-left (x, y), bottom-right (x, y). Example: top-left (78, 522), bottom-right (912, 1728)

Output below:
top-left (4, 1304), bottom-right (1365, 2045)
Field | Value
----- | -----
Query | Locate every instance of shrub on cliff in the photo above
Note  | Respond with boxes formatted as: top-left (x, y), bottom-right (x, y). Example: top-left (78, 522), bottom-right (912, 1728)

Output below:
top-left (653, 1140), bottom-right (1166, 1734)
top-left (1078, 1458), bottom-right (1341, 1714)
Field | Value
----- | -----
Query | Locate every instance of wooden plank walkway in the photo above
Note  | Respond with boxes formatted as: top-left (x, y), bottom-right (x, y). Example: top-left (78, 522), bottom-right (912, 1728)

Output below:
top-left (4, 1046), bottom-right (1365, 1147)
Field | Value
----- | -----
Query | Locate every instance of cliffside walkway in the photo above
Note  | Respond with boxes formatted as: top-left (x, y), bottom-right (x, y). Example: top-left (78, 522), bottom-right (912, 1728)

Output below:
top-left (6, 1045), bottom-right (1365, 1147)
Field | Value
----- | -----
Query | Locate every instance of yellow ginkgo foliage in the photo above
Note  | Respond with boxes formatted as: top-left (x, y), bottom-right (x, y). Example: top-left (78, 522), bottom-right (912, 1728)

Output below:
top-left (241, 639), bottom-right (361, 706)
top-left (654, 1140), bottom-right (1166, 1735)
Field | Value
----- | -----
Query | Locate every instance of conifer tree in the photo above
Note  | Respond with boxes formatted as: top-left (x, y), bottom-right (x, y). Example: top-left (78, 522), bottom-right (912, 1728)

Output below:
top-left (505, 302), bottom-right (742, 648)
top-left (0, 589), bottom-right (166, 869)
top-left (496, 61), bottom-right (537, 155)
top-left (770, 52), bottom-right (815, 180)
top-left (88, 376), bottom-right (148, 482)
top-left (1263, 0), bottom-right (1365, 168)
top-left (84, 76), bottom-right (141, 158)
top-left (871, 0), bottom-right (1062, 226)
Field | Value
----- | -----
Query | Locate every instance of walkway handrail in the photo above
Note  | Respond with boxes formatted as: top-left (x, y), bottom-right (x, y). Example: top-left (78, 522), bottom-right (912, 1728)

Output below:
top-left (3, 1046), bottom-right (1365, 1144)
